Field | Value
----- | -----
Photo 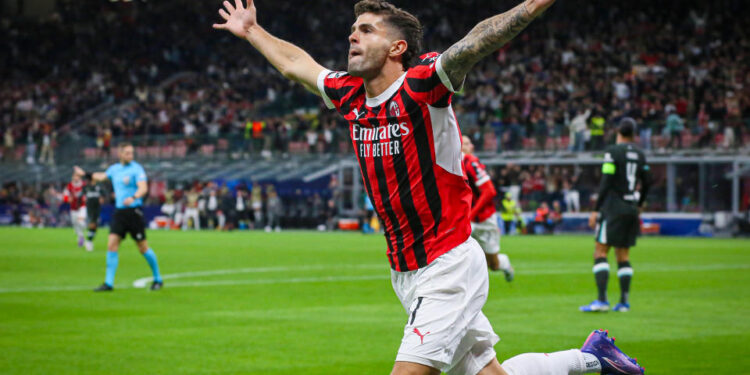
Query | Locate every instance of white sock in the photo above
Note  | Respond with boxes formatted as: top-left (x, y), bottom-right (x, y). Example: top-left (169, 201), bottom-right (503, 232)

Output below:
top-left (501, 349), bottom-right (600, 375)
top-left (498, 253), bottom-right (512, 270)
top-left (582, 352), bottom-right (602, 373)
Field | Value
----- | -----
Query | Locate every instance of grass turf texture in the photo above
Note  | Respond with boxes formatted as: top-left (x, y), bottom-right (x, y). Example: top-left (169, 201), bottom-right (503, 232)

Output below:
top-left (0, 228), bottom-right (747, 374)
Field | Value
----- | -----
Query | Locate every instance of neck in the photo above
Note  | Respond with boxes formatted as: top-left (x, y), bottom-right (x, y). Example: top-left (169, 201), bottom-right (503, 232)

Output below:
top-left (363, 62), bottom-right (405, 98)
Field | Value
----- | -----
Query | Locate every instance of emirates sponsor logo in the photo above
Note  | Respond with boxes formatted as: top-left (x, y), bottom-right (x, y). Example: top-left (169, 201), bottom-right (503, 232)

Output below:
top-left (353, 123), bottom-right (411, 158)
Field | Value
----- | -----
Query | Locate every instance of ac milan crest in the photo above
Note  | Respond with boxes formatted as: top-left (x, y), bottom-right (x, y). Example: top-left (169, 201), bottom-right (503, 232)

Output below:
top-left (389, 101), bottom-right (401, 117)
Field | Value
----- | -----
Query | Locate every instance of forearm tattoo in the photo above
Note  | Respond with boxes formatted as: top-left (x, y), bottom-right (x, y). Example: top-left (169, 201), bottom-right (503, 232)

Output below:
top-left (442, 3), bottom-right (533, 86)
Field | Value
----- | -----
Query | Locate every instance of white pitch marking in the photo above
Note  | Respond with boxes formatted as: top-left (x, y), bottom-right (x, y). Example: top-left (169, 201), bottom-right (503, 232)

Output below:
top-left (0, 263), bottom-right (748, 294)
top-left (131, 263), bottom-right (385, 288)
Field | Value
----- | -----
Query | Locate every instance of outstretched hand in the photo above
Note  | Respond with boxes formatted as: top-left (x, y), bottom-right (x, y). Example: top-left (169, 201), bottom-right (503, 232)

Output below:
top-left (212, 0), bottom-right (257, 38)
top-left (525, 0), bottom-right (556, 17)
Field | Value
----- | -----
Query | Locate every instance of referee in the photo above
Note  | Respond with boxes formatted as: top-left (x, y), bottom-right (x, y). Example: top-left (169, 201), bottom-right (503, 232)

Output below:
top-left (75, 143), bottom-right (163, 291)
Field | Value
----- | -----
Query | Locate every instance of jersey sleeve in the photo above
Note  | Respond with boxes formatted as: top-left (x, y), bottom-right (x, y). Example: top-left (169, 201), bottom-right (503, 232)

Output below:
top-left (467, 159), bottom-right (491, 188)
top-left (404, 52), bottom-right (461, 108)
top-left (105, 165), bottom-right (115, 180)
top-left (317, 70), bottom-right (363, 112)
top-left (135, 165), bottom-right (147, 183)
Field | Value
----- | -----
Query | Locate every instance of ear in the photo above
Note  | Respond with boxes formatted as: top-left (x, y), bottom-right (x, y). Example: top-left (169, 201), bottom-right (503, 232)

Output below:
top-left (389, 39), bottom-right (408, 60)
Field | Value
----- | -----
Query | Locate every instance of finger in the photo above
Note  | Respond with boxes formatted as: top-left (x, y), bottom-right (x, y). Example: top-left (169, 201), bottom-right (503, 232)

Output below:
top-left (212, 23), bottom-right (227, 29)
top-left (223, 1), bottom-right (235, 13)
top-left (218, 8), bottom-right (230, 20)
top-left (234, 0), bottom-right (244, 10)
top-left (246, 0), bottom-right (254, 8)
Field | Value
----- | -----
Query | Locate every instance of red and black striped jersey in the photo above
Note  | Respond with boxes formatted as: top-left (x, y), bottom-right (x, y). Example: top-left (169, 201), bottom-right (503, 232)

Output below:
top-left (64, 180), bottom-right (86, 210)
top-left (317, 52), bottom-right (472, 272)
top-left (462, 153), bottom-right (497, 222)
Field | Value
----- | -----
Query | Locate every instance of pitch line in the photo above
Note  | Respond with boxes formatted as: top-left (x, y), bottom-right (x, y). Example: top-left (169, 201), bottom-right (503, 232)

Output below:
top-left (0, 263), bottom-right (747, 294)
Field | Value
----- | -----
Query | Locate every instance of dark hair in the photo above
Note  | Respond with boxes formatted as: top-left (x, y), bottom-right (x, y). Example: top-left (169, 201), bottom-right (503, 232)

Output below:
top-left (618, 117), bottom-right (637, 138)
top-left (354, 0), bottom-right (423, 69)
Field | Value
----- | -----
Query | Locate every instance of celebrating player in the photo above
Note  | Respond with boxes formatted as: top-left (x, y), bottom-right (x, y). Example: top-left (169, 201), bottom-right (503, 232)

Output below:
top-left (75, 143), bottom-right (163, 292)
top-left (581, 118), bottom-right (651, 313)
top-left (215, 0), bottom-right (644, 374)
top-left (63, 173), bottom-right (87, 250)
top-left (462, 135), bottom-right (514, 282)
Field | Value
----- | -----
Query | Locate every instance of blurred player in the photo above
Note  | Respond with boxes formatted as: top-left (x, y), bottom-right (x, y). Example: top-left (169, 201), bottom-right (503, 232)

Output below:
top-left (581, 118), bottom-right (651, 313)
top-left (82, 175), bottom-right (105, 251)
top-left (462, 135), bottom-right (514, 282)
top-left (63, 172), bottom-right (87, 249)
top-left (215, 0), bottom-right (644, 374)
top-left (75, 143), bottom-right (163, 292)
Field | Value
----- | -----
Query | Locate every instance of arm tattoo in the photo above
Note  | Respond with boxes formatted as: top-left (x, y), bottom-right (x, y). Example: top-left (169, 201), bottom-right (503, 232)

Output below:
top-left (442, 2), bottom-right (533, 88)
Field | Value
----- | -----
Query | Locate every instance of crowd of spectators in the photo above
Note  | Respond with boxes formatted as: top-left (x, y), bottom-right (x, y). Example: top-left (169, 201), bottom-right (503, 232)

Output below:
top-left (0, 176), bottom-right (341, 230)
top-left (2, 0), bottom-right (749, 164)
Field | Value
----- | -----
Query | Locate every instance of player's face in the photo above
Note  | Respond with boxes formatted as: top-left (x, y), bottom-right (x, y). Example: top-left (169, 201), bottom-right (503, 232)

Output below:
top-left (461, 135), bottom-right (474, 154)
top-left (119, 146), bottom-right (134, 164)
top-left (348, 13), bottom-right (394, 78)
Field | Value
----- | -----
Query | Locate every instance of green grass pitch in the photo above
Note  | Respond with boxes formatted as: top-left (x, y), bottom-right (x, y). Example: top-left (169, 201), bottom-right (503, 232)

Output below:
top-left (0, 227), bottom-right (748, 374)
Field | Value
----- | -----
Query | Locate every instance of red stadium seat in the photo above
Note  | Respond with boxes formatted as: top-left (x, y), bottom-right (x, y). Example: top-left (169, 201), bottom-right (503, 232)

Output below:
top-left (84, 148), bottom-right (98, 160)
top-left (200, 144), bottom-right (215, 156)
top-left (217, 138), bottom-right (229, 150)
top-left (160, 145), bottom-right (174, 158)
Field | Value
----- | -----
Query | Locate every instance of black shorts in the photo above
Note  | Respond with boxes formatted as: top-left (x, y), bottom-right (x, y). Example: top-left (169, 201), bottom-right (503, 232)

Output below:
top-left (596, 201), bottom-right (639, 248)
top-left (87, 204), bottom-right (100, 225)
top-left (110, 207), bottom-right (147, 241)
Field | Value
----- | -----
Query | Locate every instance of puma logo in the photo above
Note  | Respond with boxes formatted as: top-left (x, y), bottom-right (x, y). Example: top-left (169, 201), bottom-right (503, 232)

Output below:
top-left (413, 328), bottom-right (430, 345)
top-left (352, 108), bottom-right (365, 120)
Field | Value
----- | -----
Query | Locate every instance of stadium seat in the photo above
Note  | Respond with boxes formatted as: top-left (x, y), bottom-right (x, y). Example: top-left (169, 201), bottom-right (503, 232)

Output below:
top-left (84, 148), bottom-right (98, 160)
top-left (217, 138), bottom-right (229, 151)
top-left (160, 145), bottom-right (174, 158)
top-left (200, 144), bottom-right (215, 156)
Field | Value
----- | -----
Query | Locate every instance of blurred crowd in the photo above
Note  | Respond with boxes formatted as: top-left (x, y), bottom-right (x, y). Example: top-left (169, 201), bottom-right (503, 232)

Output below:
top-left (0, 177), bottom-right (341, 230)
top-left (1, 0), bottom-right (749, 164)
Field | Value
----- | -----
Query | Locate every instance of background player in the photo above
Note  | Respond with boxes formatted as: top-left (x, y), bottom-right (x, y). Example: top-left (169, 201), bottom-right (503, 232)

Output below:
top-left (74, 143), bottom-right (163, 292)
top-left (62, 172), bottom-right (87, 250)
top-left (581, 118), bottom-right (651, 313)
top-left (215, 0), bottom-right (645, 374)
top-left (82, 175), bottom-right (105, 252)
top-left (462, 135), bottom-right (514, 282)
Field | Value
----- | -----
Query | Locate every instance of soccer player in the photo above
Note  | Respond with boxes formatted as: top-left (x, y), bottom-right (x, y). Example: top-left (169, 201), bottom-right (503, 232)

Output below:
top-left (82, 176), bottom-right (105, 251)
top-left (215, 1), bottom-right (644, 374)
top-left (462, 135), bottom-right (514, 282)
top-left (581, 118), bottom-right (651, 313)
top-left (63, 173), bottom-right (87, 249)
top-left (74, 143), bottom-right (163, 292)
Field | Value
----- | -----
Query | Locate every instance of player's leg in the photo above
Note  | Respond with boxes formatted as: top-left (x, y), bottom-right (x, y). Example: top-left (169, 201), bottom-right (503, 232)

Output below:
top-left (580, 240), bottom-right (611, 312)
top-left (390, 362), bottom-right (440, 375)
top-left (495, 329), bottom-right (644, 374)
top-left (72, 208), bottom-right (84, 247)
top-left (132, 209), bottom-right (163, 290)
top-left (136, 238), bottom-right (163, 290)
top-left (85, 207), bottom-right (98, 251)
top-left (95, 233), bottom-right (121, 291)
top-left (614, 247), bottom-right (632, 312)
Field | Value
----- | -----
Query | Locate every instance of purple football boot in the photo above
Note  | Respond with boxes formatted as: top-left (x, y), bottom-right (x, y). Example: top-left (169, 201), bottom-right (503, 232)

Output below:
top-left (581, 330), bottom-right (644, 375)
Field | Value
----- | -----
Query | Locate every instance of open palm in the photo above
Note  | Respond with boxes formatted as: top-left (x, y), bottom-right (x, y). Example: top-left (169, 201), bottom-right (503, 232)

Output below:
top-left (213, 0), bottom-right (257, 38)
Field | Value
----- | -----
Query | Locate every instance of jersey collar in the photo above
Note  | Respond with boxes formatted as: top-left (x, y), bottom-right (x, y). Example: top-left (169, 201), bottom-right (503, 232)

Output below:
top-left (365, 73), bottom-right (407, 108)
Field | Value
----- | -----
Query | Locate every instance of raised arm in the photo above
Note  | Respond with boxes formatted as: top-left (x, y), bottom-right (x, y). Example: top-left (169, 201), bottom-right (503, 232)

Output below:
top-left (440, 0), bottom-right (555, 89)
top-left (74, 166), bottom-right (107, 183)
top-left (213, 0), bottom-right (326, 95)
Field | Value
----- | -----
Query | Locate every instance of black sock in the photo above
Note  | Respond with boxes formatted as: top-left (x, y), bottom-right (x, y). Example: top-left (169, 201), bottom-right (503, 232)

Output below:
top-left (617, 261), bottom-right (633, 304)
top-left (87, 229), bottom-right (96, 241)
top-left (593, 257), bottom-right (609, 302)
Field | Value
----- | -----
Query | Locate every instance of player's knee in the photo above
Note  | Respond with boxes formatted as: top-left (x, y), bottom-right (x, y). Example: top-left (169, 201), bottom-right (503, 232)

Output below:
top-left (391, 362), bottom-right (440, 375)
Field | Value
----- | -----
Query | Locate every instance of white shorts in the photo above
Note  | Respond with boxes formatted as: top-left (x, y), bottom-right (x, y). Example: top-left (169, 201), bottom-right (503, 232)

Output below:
top-left (391, 237), bottom-right (500, 375)
top-left (70, 207), bottom-right (87, 224)
top-left (470, 213), bottom-right (501, 255)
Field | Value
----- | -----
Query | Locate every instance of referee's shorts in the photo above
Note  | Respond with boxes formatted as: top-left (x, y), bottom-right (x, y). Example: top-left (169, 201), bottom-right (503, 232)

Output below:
top-left (110, 207), bottom-right (147, 241)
